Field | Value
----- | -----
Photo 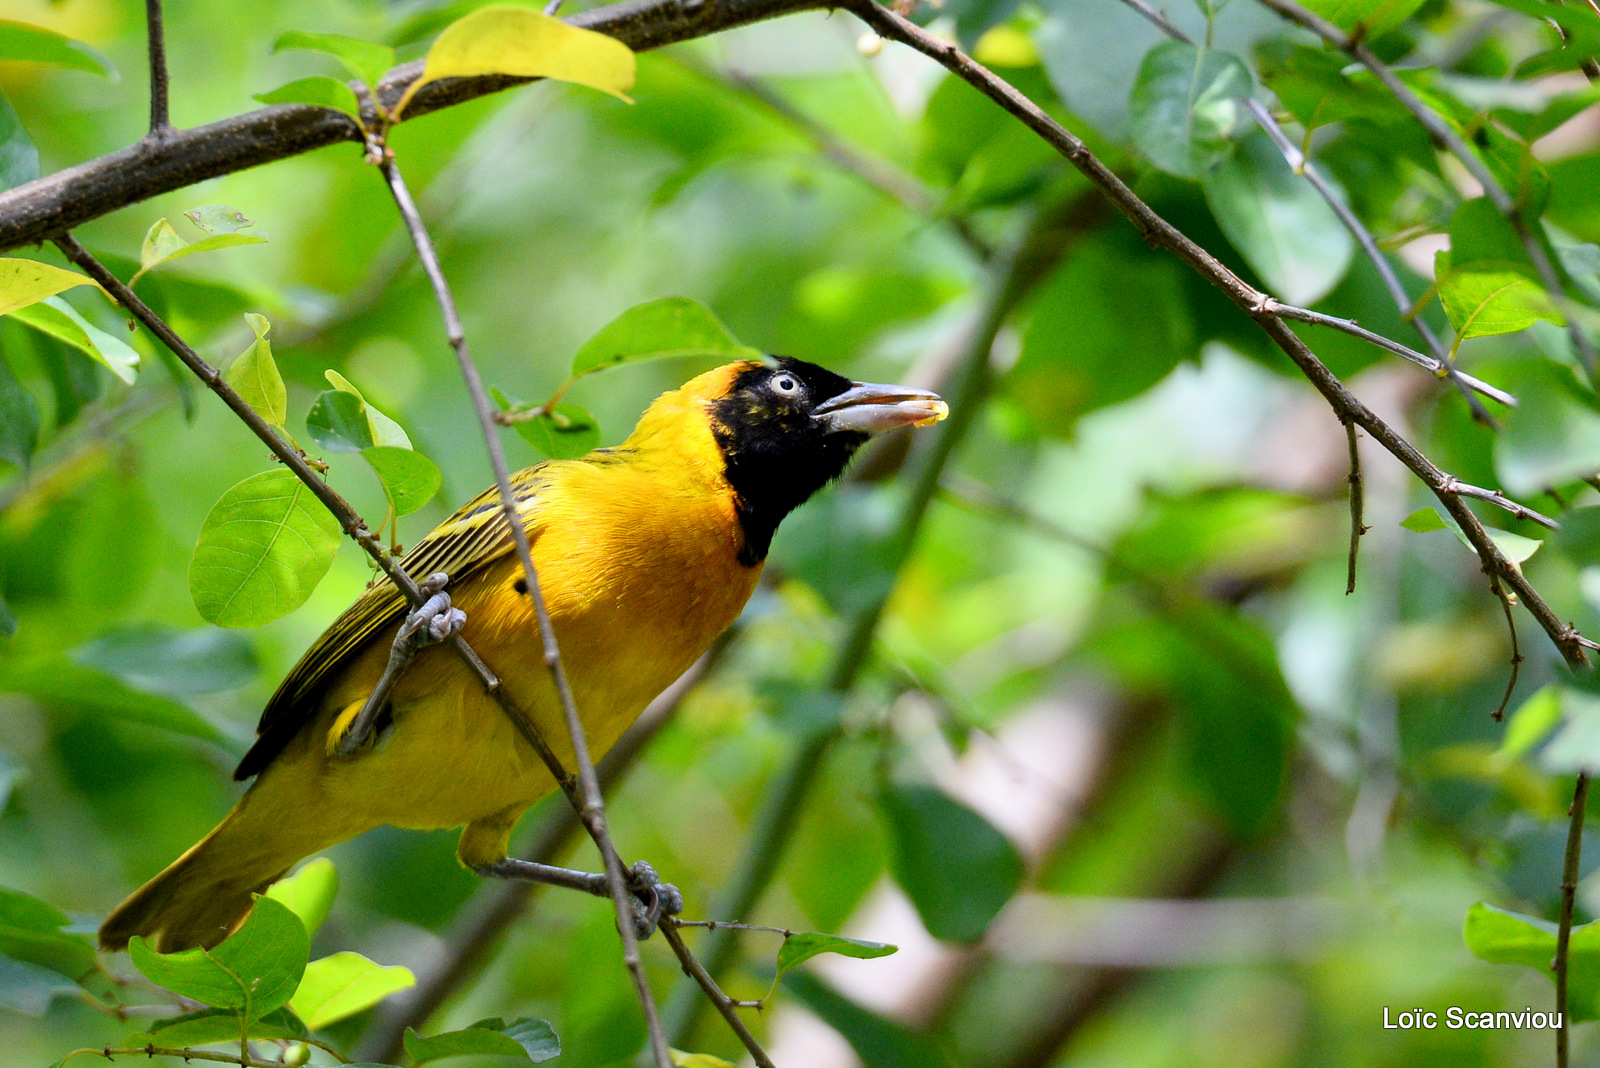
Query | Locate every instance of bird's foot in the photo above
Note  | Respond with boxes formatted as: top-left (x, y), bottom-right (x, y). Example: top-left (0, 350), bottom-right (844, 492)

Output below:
top-left (336, 573), bottom-right (464, 755)
top-left (625, 860), bottom-right (683, 940)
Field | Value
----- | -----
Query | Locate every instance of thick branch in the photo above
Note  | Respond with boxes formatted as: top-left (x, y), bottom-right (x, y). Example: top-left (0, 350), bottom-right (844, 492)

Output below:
top-left (0, 0), bottom-right (827, 253)
top-left (843, 0), bottom-right (1590, 671)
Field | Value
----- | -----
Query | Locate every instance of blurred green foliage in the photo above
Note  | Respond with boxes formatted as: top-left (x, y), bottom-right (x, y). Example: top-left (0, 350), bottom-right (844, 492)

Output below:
top-left (3, 0), bottom-right (1600, 1065)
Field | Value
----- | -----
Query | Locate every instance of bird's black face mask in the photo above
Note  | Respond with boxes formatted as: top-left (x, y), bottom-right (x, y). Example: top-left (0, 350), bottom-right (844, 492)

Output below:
top-left (710, 356), bottom-right (946, 565)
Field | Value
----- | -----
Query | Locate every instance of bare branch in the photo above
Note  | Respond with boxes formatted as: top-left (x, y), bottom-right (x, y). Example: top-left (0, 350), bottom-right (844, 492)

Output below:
top-left (374, 152), bottom-right (674, 1068)
top-left (1344, 419), bottom-right (1365, 595)
top-left (842, 0), bottom-right (1591, 670)
top-left (144, 0), bottom-right (172, 138)
top-left (1267, 300), bottom-right (1515, 407)
top-left (1557, 772), bottom-right (1590, 1068)
top-left (661, 920), bottom-right (778, 1068)
top-left (1443, 477), bottom-right (1560, 529)
top-left (1253, 0), bottom-right (1600, 378)
top-left (1488, 572), bottom-right (1522, 722)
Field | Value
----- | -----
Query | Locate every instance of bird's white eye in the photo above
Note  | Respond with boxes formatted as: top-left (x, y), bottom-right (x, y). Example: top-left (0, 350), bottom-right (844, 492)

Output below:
top-left (771, 372), bottom-right (801, 396)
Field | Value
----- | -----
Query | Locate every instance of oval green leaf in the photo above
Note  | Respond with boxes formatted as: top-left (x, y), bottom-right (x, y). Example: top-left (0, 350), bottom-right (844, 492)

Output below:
top-left (364, 445), bottom-right (443, 515)
top-left (775, 932), bottom-right (898, 979)
top-left (1441, 265), bottom-right (1566, 347)
top-left (8, 295), bottom-right (139, 384)
top-left (189, 469), bottom-right (341, 628)
top-left (273, 30), bottom-right (394, 88)
top-left (878, 781), bottom-right (1023, 943)
top-left (394, 5), bottom-right (635, 117)
top-left (184, 205), bottom-right (256, 234)
top-left (254, 76), bottom-right (362, 121)
top-left (129, 896), bottom-right (308, 1018)
top-left (571, 296), bottom-right (756, 376)
top-left (0, 258), bottom-right (95, 317)
top-left (307, 389), bottom-right (375, 452)
top-left (290, 951), bottom-right (414, 1030)
top-left (1129, 42), bottom-right (1252, 179)
top-left (265, 858), bottom-right (338, 938)
top-left (224, 313), bottom-right (286, 428)
top-left (0, 19), bottom-right (115, 77)
top-left (326, 370), bottom-right (411, 448)
top-left (404, 1016), bottom-right (559, 1064)
top-left (513, 403), bottom-right (599, 460)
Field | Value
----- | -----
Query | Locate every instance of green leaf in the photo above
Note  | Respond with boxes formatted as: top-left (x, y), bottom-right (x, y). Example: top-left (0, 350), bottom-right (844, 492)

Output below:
top-left (273, 31), bottom-right (394, 88)
top-left (0, 19), bottom-right (115, 77)
top-left (1500, 686), bottom-right (1562, 759)
top-left (1448, 198), bottom-right (1537, 278)
top-left (570, 297), bottom-right (756, 376)
top-left (404, 1017), bottom-right (560, 1063)
top-left (129, 897), bottom-right (308, 1017)
top-left (783, 971), bottom-right (950, 1068)
top-left (511, 403), bottom-right (599, 460)
top-left (265, 858), bottom-right (338, 938)
top-left (363, 446), bottom-right (442, 516)
top-left (188, 469), bottom-right (342, 628)
top-left (0, 258), bottom-right (95, 316)
top-left (1440, 266), bottom-right (1566, 346)
top-left (1497, 359), bottom-right (1600, 495)
top-left (0, 656), bottom-right (224, 741)
top-left (0, 347), bottom-right (39, 469)
top-left (1464, 902), bottom-right (1600, 1020)
top-left (0, 954), bottom-right (83, 1016)
top-left (775, 933), bottom-right (897, 980)
top-left (290, 952), bottom-right (414, 1030)
top-left (254, 76), bottom-right (362, 121)
top-left (1400, 507), bottom-right (1448, 533)
top-left (73, 625), bottom-right (257, 696)
top-left (878, 781), bottom-right (1022, 942)
top-left (1129, 42), bottom-right (1251, 179)
top-left (1541, 690), bottom-right (1600, 776)
top-left (9, 296), bottom-right (139, 385)
top-left (306, 389), bottom-right (373, 452)
top-left (1258, 45), bottom-right (1409, 135)
top-left (0, 90), bottom-right (39, 193)
top-left (1202, 130), bottom-right (1354, 305)
top-left (125, 1007), bottom-right (307, 1048)
top-left (225, 313), bottom-right (287, 428)
top-left (0, 886), bottom-right (95, 980)
top-left (134, 217), bottom-right (266, 282)
top-left (326, 370), bottom-right (412, 448)
top-left (184, 206), bottom-right (257, 234)
top-left (394, 5), bottom-right (635, 117)
top-left (1301, 0), bottom-right (1426, 34)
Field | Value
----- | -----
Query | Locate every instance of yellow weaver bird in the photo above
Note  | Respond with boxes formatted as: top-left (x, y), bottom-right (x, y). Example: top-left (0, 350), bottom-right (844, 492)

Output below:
top-left (100, 357), bottom-right (946, 952)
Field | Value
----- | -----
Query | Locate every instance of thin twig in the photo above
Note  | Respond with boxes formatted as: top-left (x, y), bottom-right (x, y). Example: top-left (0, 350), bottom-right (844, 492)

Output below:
top-left (841, 0), bottom-right (1591, 672)
top-left (1344, 419), bottom-right (1366, 595)
top-left (1253, 0), bottom-right (1600, 378)
top-left (1556, 772), bottom-right (1590, 1068)
top-left (1267, 300), bottom-right (1515, 406)
top-left (676, 920), bottom-right (797, 936)
top-left (143, 0), bottom-right (172, 138)
top-left (1487, 572), bottom-right (1521, 721)
top-left (58, 1047), bottom-right (279, 1068)
top-left (660, 920), bottom-right (777, 1068)
top-left (1443, 477), bottom-right (1560, 529)
top-left (374, 151), bottom-right (675, 1068)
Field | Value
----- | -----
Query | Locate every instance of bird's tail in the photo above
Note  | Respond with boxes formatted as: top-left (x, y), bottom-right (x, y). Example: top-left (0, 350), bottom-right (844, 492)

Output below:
top-left (99, 789), bottom-right (326, 953)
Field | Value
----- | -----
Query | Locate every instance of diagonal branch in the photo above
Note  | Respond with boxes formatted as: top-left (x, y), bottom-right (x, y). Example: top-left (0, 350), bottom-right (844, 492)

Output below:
top-left (0, 0), bottom-right (829, 253)
top-left (1253, 0), bottom-right (1600, 378)
top-left (374, 151), bottom-right (675, 1068)
top-left (841, 0), bottom-right (1591, 671)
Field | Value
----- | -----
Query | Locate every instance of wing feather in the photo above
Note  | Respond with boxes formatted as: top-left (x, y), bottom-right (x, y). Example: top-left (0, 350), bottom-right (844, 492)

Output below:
top-left (233, 465), bottom-right (548, 780)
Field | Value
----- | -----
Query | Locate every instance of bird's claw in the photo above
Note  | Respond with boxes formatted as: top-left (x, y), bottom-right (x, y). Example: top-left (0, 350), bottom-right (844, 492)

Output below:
top-left (625, 860), bottom-right (682, 940)
top-left (398, 573), bottom-right (465, 648)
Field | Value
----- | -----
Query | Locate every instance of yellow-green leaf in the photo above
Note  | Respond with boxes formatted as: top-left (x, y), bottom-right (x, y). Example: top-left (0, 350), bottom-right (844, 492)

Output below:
top-left (224, 313), bottom-right (287, 428)
top-left (394, 5), bottom-right (635, 118)
top-left (0, 258), bottom-right (94, 317)
top-left (289, 951), bottom-right (413, 1030)
top-left (140, 218), bottom-right (186, 272)
top-left (1440, 265), bottom-right (1566, 350)
top-left (9, 296), bottom-right (139, 384)
top-left (324, 370), bottom-right (411, 449)
top-left (264, 858), bottom-right (338, 938)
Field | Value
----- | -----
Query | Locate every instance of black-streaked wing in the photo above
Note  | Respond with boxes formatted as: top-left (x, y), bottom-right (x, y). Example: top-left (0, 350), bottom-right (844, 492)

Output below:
top-left (234, 465), bottom-right (548, 780)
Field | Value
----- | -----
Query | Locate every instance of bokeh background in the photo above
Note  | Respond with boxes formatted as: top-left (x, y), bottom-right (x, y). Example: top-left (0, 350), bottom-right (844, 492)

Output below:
top-left (4, 0), bottom-right (1600, 1064)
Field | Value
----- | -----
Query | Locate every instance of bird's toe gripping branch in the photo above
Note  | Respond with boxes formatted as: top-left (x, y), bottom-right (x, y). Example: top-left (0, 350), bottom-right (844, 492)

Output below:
top-left (336, 573), bottom-right (465, 756)
top-left (475, 857), bottom-right (683, 939)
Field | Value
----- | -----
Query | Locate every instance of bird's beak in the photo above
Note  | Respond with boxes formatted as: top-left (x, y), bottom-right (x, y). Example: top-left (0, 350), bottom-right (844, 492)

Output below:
top-left (813, 382), bottom-right (949, 436)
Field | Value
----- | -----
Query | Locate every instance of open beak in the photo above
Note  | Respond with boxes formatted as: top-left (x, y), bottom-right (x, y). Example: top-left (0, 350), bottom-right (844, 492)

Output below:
top-left (813, 382), bottom-right (949, 436)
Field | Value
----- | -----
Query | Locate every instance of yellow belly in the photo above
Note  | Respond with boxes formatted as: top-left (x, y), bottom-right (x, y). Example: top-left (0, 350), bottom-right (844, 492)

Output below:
top-left (241, 461), bottom-right (759, 857)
